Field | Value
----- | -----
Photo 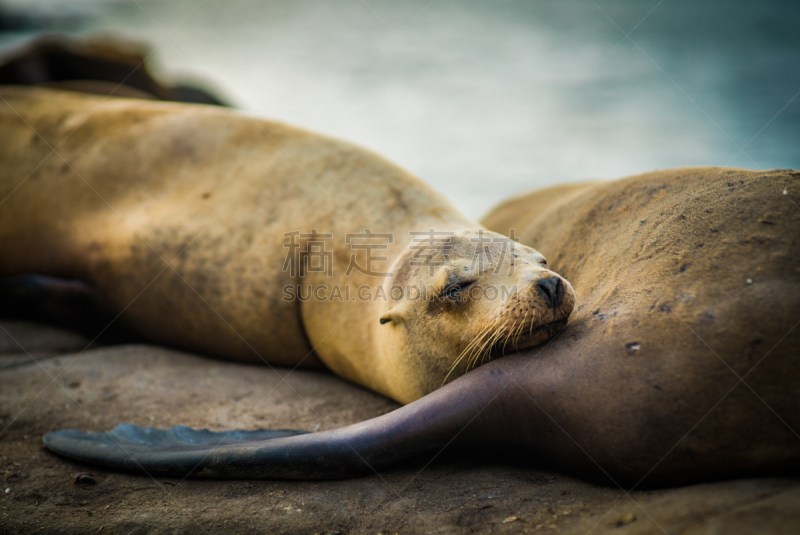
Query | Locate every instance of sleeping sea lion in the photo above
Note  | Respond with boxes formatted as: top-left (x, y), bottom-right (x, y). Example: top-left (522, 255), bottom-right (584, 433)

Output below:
top-left (42, 167), bottom-right (799, 486)
top-left (0, 86), bottom-right (574, 404)
top-left (0, 33), bottom-right (227, 105)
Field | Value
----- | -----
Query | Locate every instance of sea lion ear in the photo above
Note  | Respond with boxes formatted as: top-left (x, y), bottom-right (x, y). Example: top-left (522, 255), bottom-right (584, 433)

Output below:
top-left (379, 305), bottom-right (408, 325)
top-left (379, 311), bottom-right (399, 325)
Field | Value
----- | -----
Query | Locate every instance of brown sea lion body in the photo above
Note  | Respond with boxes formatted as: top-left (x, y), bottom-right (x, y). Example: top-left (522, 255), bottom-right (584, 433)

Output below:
top-left (475, 167), bottom-right (800, 483)
top-left (0, 87), bottom-right (573, 404)
top-left (44, 167), bottom-right (799, 486)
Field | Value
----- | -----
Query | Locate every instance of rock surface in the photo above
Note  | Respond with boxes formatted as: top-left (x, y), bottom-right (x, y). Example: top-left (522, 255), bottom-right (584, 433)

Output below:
top-left (1, 319), bottom-right (798, 534)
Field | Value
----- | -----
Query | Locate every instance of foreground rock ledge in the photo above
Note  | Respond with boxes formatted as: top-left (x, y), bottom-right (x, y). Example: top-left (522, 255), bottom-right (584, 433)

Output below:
top-left (1, 320), bottom-right (798, 534)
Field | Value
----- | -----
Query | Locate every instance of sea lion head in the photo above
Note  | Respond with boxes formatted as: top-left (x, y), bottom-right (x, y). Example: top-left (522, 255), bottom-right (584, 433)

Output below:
top-left (378, 229), bottom-right (575, 402)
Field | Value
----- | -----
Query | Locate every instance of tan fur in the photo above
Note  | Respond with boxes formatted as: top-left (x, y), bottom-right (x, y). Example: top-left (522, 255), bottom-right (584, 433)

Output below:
top-left (480, 168), bottom-right (800, 481)
top-left (0, 87), bottom-right (573, 404)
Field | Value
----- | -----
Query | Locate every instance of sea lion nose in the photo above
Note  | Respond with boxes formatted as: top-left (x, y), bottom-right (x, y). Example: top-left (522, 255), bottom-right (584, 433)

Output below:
top-left (536, 276), bottom-right (563, 308)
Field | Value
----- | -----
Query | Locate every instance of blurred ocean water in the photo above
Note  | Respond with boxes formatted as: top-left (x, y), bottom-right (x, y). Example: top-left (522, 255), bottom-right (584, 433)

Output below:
top-left (1, 0), bottom-right (798, 218)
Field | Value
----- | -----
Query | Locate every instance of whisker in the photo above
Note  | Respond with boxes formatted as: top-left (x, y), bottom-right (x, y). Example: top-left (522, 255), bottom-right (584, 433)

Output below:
top-left (477, 326), bottom-right (508, 369)
top-left (441, 319), bottom-right (497, 386)
top-left (469, 327), bottom-right (501, 371)
top-left (468, 335), bottom-right (496, 372)
top-left (515, 308), bottom-right (530, 348)
top-left (469, 322), bottom-right (503, 371)
top-left (501, 318), bottom-right (515, 355)
top-left (466, 317), bottom-right (509, 372)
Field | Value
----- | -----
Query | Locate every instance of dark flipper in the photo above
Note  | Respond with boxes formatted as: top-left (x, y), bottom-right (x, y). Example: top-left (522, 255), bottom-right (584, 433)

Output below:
top-left (0, 274), bottom-right (138, 343)
top-left (42, 366), bottom-right (508, 479)
top-left (43, 422), bottom-right (421, 479)
top-left (0, 275), bottom-right (95, 317)
top-left (43, 425), bottom-right (333, 479)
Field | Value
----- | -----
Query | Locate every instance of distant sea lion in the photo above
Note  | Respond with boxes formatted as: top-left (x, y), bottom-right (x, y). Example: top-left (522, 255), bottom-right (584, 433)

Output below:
top-left (0, 33), bottom-right (227, 105)
top-left (43, 168), bottom-right (799, 486)
top-left (0, 86), bottom-right (574, 404)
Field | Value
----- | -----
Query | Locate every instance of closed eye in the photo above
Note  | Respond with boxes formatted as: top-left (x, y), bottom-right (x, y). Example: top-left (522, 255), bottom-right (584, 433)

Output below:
top-left (440, 279), bottom-right (477, 299)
